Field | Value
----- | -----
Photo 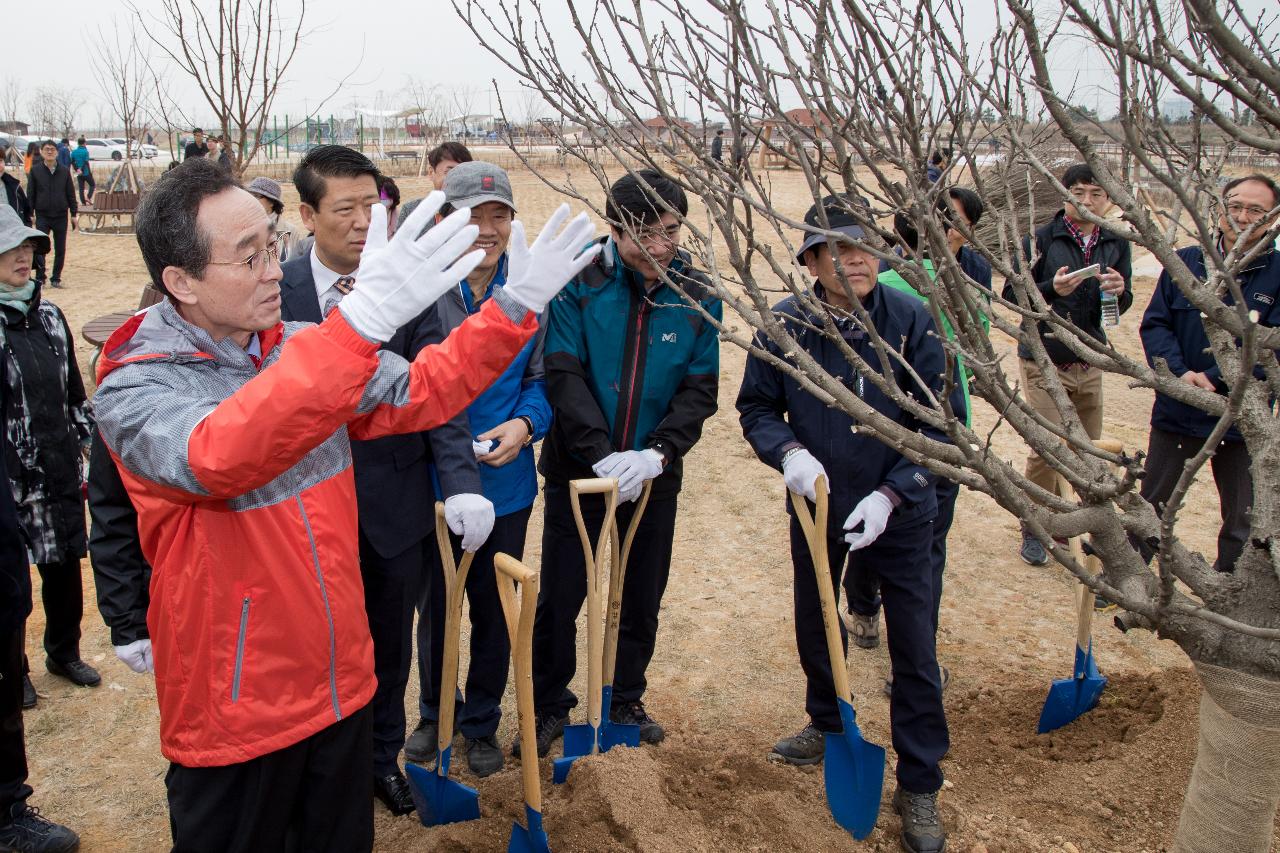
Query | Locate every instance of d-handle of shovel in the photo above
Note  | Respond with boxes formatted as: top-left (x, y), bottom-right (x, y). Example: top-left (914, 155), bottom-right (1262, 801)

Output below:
top-left (788, 478), bottom-right (852, 703)
top-left (568, 478), bottom-right (617, 745)
top-left (495, 554), bottom-right (542, 816)
top-left (602, 480), bottom-right (652, 689)
top-left (433, 502), bottom-right (476, 776)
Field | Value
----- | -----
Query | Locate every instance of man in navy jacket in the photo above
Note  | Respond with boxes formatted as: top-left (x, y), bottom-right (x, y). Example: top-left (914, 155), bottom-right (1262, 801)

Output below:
top-left (737, 196), bottom-right (950, 853)
top-left (1137, 174), bottom-right (1280, 573)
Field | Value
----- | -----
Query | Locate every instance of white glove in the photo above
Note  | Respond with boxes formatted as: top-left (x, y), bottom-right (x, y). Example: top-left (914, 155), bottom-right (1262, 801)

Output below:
top-left (843, 491), bottom-right (894, 551)
top-left (444, 492), bottom-right (496, 552)
top-left (339, 194), bottom-right (483, 342)
top-left (472, 439), bottom-right (495, 459)
top-left (114, 639), bottom-right (154, 674)
top-left (782, 449), bottom-right (829, 502)
top-left (504, 203), bottom-right (603, 314)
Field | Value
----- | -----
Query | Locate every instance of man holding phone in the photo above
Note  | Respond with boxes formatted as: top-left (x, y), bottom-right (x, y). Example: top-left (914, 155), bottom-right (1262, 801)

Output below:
top-left (1003, 163), bottom-right (1132, 566)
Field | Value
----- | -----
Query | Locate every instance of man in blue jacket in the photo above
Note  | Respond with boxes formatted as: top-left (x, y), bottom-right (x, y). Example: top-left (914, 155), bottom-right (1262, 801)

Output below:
top-left (404, 162), bottom-right (551, 778)
top-left (737, 196), bottom-right (950, 853)
top-left (1137, 174), bottom-right (1280, 573)
top-left (526, 169), bottom-right (721, 753)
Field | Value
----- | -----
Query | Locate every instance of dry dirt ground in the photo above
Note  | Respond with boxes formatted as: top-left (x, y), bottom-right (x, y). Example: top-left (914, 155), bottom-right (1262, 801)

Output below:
top-left (18, 163), bottom-right (1280, 852)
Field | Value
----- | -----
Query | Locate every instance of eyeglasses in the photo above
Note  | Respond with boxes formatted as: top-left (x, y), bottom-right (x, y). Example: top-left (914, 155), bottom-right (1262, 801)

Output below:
top-left (1224, 202), bottom-right (1272, 219)
top-left (207, 239), bottom-right (280, 276)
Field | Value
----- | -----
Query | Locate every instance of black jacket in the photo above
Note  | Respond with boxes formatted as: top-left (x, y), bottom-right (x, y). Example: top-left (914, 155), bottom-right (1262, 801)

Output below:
top-left (26, 161), bottom-right (77, 218)
top-left (1004, 210), bottom-right (1132, 364)
top-left (88, 426), bottom-right (150, 644)
top-left (279, 252), bottom-right (481, 559)
top-left (2, 172), bottom-right (32, 225)
top-left (737, 283), bottom-right (949, 533)
top-left (0, 359), bottom-right (32, 636)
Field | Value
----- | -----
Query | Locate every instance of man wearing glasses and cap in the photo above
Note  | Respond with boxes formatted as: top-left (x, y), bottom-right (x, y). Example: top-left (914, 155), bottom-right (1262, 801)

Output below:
top-left (736, 196), bottom-right (951, 853)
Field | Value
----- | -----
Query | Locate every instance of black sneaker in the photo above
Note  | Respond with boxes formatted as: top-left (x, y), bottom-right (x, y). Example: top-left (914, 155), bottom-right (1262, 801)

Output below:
top-left (0, 804), bottom-right (80, 853)
top-left (45, 659), bottom-right (101, 688)
top-left (403, 718), bottom-right (438, 764)
top-left (893, 787), bottom-right (946, 853)
top-left (22, 675), bottom-right (36, 710)
top-left (1019, 529), bottom-right (1049, 566)
top-left (465, 735), bottom-right (504, 777)
top-left (49, 280), bottom-right (63, 289)
top-left (609, 700), bottom-right (664, 744)
top-left (511, 713), bottom-right (568, 758)
top-left (769, 724), bottom-right (825, 765)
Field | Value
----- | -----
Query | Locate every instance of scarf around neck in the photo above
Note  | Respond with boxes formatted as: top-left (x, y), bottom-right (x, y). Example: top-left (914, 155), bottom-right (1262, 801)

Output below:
top-left (0, 280), bottom-right (36, 315)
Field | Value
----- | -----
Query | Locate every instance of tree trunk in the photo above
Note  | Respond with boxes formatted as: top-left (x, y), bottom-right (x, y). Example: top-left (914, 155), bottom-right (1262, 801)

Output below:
top-left (1174, 662), bottom-right (1280, 853)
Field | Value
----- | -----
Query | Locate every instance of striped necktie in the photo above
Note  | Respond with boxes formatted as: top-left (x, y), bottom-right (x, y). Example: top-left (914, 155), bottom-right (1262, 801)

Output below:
top-left (323, 275), bottom-right (355, 315)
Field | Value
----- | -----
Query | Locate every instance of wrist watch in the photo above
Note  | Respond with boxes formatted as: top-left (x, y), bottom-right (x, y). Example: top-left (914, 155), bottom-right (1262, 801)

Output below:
top-left (517, 416), bottom-right (534, 446)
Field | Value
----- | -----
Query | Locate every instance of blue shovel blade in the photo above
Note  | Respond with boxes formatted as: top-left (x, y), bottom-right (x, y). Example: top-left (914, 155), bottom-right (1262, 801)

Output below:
top-left (599, 685), bottom-right (641, 751)
top-left (553, 720), bottom-right (600, 783)
top-left (823, 698), bottom-right (887, 840)
top-left (406, 749), bottom-right (480, 827)
top-left (1037, 643), bottom-right (1107, 734)
top-left (508, 804), bottom-right (552, 853)
top-left (551, 755), bottom-right (578, 785)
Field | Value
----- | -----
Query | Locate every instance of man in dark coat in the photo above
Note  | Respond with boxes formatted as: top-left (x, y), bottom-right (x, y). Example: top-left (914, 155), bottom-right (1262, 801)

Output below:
top-left (1, 157), bottom-right (32, 226)
top-left (25, 141), bottom-right (77, 289)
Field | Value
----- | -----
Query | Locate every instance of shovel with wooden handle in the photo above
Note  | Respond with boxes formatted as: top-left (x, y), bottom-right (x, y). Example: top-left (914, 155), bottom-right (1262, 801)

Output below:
top-left (494, 553), bottom-right (551, 853)
top-left (552, 478), bottom-right (618, 784)
top-left (408, 502), bottom-right (481, 826)
top-left (596, 480), bottom-right (651, 753)
top-left (1037, 438), bottom-right (1123, 734)
top-left (790, 477), bottom-right (887, 840)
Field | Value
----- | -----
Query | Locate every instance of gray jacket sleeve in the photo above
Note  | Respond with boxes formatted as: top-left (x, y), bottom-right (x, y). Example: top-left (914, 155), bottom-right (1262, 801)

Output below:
top-left (409, 302), bottom-right (482, 499)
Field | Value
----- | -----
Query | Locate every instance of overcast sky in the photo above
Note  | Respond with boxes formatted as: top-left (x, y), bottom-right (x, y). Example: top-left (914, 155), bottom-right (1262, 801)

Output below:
top-left (6, 0), bottom-right (1269, 129)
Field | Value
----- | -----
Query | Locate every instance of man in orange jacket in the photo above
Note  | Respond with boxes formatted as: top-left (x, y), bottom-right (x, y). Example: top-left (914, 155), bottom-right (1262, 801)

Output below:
top-left (92, 157), bottom-right (599, 852)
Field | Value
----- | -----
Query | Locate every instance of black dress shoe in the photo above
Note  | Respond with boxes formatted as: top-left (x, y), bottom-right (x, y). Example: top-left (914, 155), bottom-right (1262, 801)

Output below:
top-left (45, 659), bottom-right (101, 688)
top-left (373, 770), bottom-right (415, 816)
top-left (22, 675), bottom-right (37, 709)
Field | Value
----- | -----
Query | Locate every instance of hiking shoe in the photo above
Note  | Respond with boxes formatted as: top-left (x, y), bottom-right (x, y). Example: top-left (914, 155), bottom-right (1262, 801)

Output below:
top-left (769, 724), bottom-right (825, 765)
top-left (1019, 530), bottom-right (1049, 566)
top-left (45, 659), bottom-right (100, 688)
top-left (883, 666), bottom-right (951, 698)
top-left (512, 713), bottom-right (568, 758)
top-left (22, 675), bottom-right (36, 710)
top-left (893, 787), bottom-right (946, 853)
top-left (0, 804), bottom-right (80, 853)
top-left (465, 735), bottom-right (504, 778)
top-left (839, 609), bottom-right (879, 649)
top-left (404, 718), bottom-right (439, 764)
top-left (610, 700), bottom-right (665, 745)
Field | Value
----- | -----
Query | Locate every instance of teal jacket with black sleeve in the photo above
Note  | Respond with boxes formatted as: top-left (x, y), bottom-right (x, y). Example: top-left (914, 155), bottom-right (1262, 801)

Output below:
top-left (539, 238), bottom-right (722, 497)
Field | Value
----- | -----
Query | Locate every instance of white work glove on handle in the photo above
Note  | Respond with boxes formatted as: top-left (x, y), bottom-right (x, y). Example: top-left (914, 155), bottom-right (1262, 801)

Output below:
top-left (114, 639), bottom-right (154, 674)
top-left (504, 203), bottom-right (603, 315)
top-left (444, 492), bottom-right (496, 552)
top-left (594, 449), bottom-right (664, 502)
top-left (339, 194), bottom-right (483, 343)
top-left (843, 491), bottom-right (893, 551)
top-left (782, 449), bottom-right (829, 503)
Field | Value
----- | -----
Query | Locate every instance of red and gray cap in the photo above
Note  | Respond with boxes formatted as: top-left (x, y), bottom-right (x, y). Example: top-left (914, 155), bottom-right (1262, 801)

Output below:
top-left (443, 161), bottom-right (516, 212)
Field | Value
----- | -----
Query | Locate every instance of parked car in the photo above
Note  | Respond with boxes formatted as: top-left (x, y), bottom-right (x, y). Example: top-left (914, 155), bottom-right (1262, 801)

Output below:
top-left (85, 138), bottom-right (128, 160)
top-left (109, 138), bottom-right (159, 158)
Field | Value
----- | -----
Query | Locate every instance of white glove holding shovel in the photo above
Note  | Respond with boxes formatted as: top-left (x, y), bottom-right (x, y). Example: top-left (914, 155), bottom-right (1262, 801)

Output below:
top-left (444, 492), bottom-right (496, 552)
top-left (504, 203), bottom-right (602, 315)
top-left (782, 449), bottom-right (829, 503)
top-left (339, 193), bottom-right (484, 343)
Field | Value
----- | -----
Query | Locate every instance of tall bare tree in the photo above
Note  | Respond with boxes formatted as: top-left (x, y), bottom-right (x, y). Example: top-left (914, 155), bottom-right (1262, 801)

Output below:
top-left (0, 76), bottom-right (21, 127)
top-left (27, 86), bottom-right (83, 139)
top-left (462, 0), bottom-right (1280, 849)
top-left (88, 20), bottom-right (151, 191)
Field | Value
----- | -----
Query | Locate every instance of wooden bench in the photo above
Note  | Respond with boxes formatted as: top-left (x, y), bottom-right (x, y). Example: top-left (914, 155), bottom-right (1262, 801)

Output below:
top-left (383, 150), bottom-right (421, 162)
top-left (82, 284), bottom-right (165, 372)
top-left (81, 190), bottom-right (142, 232)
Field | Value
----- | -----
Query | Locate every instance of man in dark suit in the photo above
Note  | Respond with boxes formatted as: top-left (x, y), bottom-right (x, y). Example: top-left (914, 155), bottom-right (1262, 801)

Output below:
top-left (284, 146), bottom-right (492, 815)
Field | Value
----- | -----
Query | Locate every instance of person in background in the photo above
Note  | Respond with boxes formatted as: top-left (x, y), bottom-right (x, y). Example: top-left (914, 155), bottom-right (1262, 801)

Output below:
top-left (55, 140), bottom-right (71, 172)
top-left (22, 144), bottom-right (37, 176)
top-left (0, 207), bottom-right (81, 853)
top-left (0, 204), bottom-right (100, 712)
top-left (183, 128), bottom-right (208, 161)
top-left (208, 137), bottom-right (232, 173)
top-left (1, 154), bottom-right (33, 226)
top-left (946, 186), bottom-right (992, 292)
top-left (245, 177), bottom-right (291, 264)
top-left (26, 141), bottom-right (77, 290)
top-left (926, 149), bottom-right (951, 184)
top-left (711, 129), bottom-right (724, 163)
top-left (71, 138), bottom-right (94, 207)
top-left (379, 177), bottom-right (400, 239)
top-left (395, 142), bottom-right (475, 233)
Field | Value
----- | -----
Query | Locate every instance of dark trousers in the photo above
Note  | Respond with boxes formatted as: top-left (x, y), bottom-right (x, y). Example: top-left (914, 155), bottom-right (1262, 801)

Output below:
top-left (792, 513), bottom-right (948, 793)
top-left (0, 628), bottom-right (32, 820)
top-left (532, 482), bottom-right (677, 716)
top-left (76, 174), bottom-right (94, 204)
top-left (417, 507), bottom-right (531, 738)
top-left (165, 704), bottom-right (373, 853)
top-left (357, 531), bottom-right (427, 775)
top-left (846, 479), bottom-right (958, 630)
top-left (1136, 427), bottom-right (1253, 573)
top-left (26, 555), bottom-right (84, 666)
top-left (32, 214), bottom-right (68, 284)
